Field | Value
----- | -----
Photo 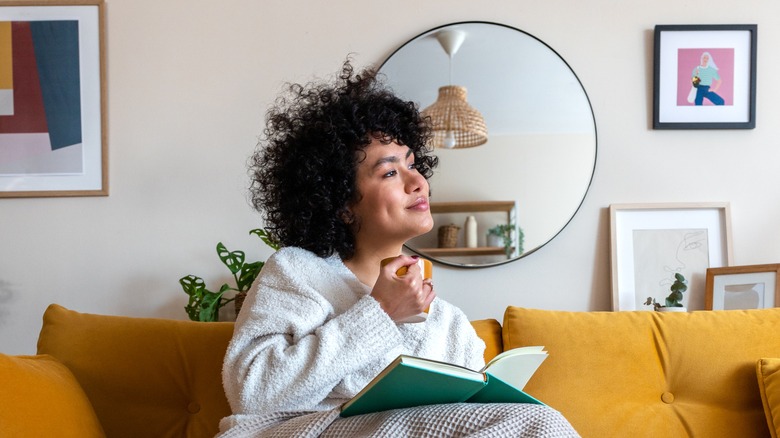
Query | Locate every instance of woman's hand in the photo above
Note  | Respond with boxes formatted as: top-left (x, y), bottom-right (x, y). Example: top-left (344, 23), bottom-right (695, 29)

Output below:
top-left (712, 78), bottom-right (722, 93)
top-left (370, 255), bottom-right (435, 322)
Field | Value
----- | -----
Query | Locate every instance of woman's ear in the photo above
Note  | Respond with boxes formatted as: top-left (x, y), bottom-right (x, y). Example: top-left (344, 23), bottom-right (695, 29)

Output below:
top-left (340, 209), bottom-right (355, 225)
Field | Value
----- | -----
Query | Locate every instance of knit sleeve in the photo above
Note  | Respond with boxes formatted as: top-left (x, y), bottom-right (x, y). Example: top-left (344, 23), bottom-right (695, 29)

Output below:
top-left (222, 248), bottom-right (404, 415)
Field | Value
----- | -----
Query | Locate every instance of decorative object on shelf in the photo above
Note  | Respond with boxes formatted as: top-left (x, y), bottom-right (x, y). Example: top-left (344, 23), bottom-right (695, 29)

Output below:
top-left (420, 28), bottom-right (487, 149)
top-left (179, 229), bottom-right (279, 322)
top-left (486, 232), bottom-right (502, 248)
top-left (705, 263), bottom-right (780, 310)
top-left (653, 24), bottom-right (757, 129)
top-left (609, 202), bottom-right (733, 311)
top-left (644, 273), bottom-right (688, 312)
top-left (437, 224), bottom-right (460, 248)
top-left (464, 215), bottom-right (477, 248)
top-left (421, 201), bottom-right (515, 260)
top-left (487, 223), bottom-right (523, 258)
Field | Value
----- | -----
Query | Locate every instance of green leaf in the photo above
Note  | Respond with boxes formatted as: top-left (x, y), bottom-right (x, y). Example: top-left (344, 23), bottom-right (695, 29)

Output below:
top-left (250, 228), bottom-right (281, 251)
top-left (179, 275), bottom-right (206, 297)
top-left (184, 292), bottom-right (203, 320)
top-left (184, 304), bottom-right (200, 321)
top-left (217, 242), bottom-right (245, 274)
top-left (199, 290), bottom-right (225, 322)
top-left (237, 261), bottom-right (264, 292)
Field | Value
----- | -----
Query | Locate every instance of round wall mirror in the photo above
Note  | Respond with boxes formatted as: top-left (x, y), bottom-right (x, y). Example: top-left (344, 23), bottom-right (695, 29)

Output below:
top-left (379, 21), bottom-right (597, 268)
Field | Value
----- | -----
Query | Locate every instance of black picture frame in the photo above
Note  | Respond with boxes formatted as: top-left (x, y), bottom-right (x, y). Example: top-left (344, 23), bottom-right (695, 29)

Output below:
top-left (653, 24), bottom-right (757, 130)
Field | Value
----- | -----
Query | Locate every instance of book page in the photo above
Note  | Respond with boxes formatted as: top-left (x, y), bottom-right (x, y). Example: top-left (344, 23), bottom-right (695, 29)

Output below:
top-left (482, 346), bottom-right (547, 390)
top-left (483, 346), bottom-right (546, 368)
top-left (401, 356), bottom-right (485, 382)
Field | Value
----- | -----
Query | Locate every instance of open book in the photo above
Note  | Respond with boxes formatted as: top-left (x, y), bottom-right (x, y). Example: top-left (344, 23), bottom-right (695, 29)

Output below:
top-left (340, 346), bottom-right (548, 417)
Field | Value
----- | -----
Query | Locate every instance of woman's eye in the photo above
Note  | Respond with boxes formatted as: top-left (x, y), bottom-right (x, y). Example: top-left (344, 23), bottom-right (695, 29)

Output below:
top-left (383, 170), bottom-right (397, 178)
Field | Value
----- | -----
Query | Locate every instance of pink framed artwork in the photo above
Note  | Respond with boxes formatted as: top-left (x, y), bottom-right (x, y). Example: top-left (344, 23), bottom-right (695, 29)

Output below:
top-left (653, 24), bottom-right (756, 130)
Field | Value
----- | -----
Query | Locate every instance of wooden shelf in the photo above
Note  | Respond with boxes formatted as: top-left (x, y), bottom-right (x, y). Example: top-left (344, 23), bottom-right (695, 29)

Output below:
top-left (418, 246), bottom-right (507, 257)
top-left (421, 200), bottom-right (517, 258)
top-left (430, 201), bottom-right (515, 214)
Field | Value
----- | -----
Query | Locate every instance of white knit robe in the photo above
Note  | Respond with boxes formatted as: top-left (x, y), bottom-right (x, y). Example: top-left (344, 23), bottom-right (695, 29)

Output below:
top-left (219, 247), bottom-right (486, 434)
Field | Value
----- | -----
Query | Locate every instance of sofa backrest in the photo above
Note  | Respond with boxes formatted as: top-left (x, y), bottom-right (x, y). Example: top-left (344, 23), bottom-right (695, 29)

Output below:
top-left (502, 306), bottom-right (780, 437)
top-left (36, 304), bottom-right (503, 437)
top-left (37, 304), bottom-right (234, 438)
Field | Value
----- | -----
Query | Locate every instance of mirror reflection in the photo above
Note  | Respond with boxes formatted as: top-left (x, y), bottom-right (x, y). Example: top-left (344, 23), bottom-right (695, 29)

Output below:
top-left (379, 21), bottom-right (597, 267)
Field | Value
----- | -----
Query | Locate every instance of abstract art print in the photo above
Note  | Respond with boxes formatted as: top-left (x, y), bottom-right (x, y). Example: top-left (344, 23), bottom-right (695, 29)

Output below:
top-left (0, 0), bottom-right (106, 197)
top-left (705, 264), bottom-right (780, 310)
top-left (610, 203), bottom-right (733, 311)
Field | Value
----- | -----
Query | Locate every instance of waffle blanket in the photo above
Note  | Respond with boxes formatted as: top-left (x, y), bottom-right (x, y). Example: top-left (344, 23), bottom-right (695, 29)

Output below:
top-left (218, 403), bottom-right (579, 437)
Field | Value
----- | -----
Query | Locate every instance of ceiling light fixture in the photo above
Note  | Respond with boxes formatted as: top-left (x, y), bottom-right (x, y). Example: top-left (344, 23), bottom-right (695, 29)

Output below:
top-left (421, 29), bottom-right (488, 149)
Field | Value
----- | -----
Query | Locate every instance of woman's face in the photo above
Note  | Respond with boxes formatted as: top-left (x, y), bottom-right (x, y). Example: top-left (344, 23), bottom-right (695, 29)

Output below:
top-left (349, 138), bottom-right (433, 249)
top-left (701, 54), bottom-right (710, 66)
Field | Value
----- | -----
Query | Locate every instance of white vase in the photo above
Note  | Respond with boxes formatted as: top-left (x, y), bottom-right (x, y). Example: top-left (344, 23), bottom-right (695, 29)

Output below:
top-left (656, 307), bottom-right (687, 312)
top-left (464, 216), bottom-right (477, 248)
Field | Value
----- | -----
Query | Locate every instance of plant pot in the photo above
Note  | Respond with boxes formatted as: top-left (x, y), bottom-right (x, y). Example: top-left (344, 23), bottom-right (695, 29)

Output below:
top-left (486, 234), bottom-right (502, 247)
top-left (656, 306), bottom-right (687, 312)
top-left (235, 291), bottom-right (248, 316)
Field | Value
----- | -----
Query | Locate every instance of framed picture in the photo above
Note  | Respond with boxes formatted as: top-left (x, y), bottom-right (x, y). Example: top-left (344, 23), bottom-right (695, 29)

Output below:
top-left (705, 264), bottom-right (780, 310)
top-left (652, 24), bottom-right (757, 129)
top-left (610, 203), bottom-right (733, 311)
top-left (0, 0), bottom-right (107, 198)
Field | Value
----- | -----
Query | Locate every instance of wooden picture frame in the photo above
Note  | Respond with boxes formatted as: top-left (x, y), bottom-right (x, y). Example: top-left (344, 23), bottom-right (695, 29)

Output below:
top-left (0, 0), bottom-right (107, 197)
top-left (610, 202), bottom-right (733, 311)
top-left (705, 264), bottom-right (780, 310)
top-left (653, 24), bottom-right (757, 129)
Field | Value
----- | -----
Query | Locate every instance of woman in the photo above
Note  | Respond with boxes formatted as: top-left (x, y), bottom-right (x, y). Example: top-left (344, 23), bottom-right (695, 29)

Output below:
top-left (692, 51), bottom-right (724, 106)
top-left (218, 60), bottom-right (578, 437)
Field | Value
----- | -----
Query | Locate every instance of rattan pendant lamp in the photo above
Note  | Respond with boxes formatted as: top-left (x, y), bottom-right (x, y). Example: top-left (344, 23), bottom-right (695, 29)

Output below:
top-left (421, 29), bottom-right (488, 149)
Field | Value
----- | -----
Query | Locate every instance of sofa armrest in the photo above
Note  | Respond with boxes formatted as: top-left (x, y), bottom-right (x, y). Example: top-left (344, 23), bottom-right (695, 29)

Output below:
top-left (0, 353), bottom-right (105, 437)
top-left (37, 304), bottom-right (234, 438)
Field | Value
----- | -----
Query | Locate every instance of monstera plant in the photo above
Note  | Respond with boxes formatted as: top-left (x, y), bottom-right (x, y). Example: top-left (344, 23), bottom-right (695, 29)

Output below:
top-left (180, 229), bottom-right (279, 322)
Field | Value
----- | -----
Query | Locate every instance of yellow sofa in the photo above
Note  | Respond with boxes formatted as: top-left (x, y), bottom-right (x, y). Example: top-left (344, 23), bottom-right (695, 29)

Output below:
top-left (2, 304), bottom-right (780, 437)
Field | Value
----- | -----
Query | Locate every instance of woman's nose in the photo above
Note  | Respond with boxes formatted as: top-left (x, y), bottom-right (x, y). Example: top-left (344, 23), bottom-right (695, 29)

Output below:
top-left (405, 169), bottom-right (425, 193)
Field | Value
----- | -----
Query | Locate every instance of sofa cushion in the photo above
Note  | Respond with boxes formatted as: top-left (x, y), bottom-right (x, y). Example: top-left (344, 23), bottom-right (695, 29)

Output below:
top-left (471, 318), bottom-right (503, 363)
top-left (0, 353), bottom-right (104, 437)
top-left (503, 306), bottom-right (780, 437)
top-left (757, 358), bottom-right (780, 438)
top-left (37, 304), bottom-right (234, 438)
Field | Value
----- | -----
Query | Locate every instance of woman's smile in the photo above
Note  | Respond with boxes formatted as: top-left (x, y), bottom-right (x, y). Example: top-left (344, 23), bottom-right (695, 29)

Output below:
top-left (407, 196), bottom-right (430, 211)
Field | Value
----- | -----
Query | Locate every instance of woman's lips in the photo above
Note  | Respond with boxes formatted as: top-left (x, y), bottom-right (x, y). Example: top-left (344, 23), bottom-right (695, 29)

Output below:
top-left (407, 197), bottom-right (429, 211)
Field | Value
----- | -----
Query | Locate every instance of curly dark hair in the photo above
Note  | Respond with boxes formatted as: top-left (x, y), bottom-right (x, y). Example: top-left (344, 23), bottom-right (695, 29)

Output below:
top-left (249, 59), bottom-right (438, 260)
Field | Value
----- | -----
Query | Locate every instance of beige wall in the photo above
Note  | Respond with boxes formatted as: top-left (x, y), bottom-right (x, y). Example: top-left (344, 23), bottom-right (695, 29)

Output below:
top-left (2, 0), bottom-right (779, 354)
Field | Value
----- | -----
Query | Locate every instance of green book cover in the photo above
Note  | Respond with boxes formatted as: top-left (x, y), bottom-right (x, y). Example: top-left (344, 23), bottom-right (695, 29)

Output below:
top-left (340, 349), bottom-right (547, 417)
top-left (467, 373), bottom-right (544, 405)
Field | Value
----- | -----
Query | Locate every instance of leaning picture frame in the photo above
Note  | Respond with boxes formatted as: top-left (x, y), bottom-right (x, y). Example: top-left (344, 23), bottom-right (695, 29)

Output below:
top-left (705, 264), bottom-right (780, 310)
top-left (652, 24), bottom-right (757, 129)
top-left (610, 203), bottom-right (733, 311)
top-left (0, 0), bottom-right (107, 197)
